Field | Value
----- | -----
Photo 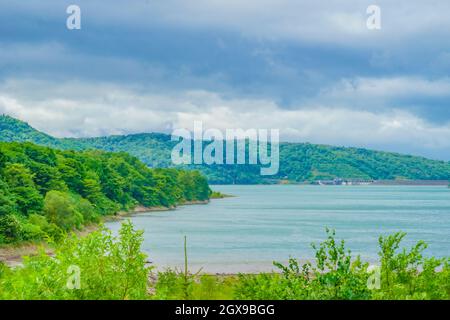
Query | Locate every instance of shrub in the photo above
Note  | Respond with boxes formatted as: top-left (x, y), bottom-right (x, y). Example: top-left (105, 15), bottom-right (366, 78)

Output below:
top-left (153, 270), bottom-right (235, 300)
top-left (0, 221), bottom-right (151, 300)
top-left (27, 213), bottom-right (65, 242)
top-left (43, 191), bottom-right (84, 231)
top-left (20, 221), bottom-right (46, 241)
top-left (70, 195), bottom-right (99, 223)
top-left (373, 232), bottom-right (450, 299)
top-left (0, 214), bottom-right (23, 244)
top-left (234, 229), bottom-right (450, 300)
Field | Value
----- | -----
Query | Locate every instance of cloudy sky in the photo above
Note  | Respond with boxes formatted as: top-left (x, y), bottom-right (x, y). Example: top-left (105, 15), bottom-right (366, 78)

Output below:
top-left (0, 0), bottom-right (449, 159)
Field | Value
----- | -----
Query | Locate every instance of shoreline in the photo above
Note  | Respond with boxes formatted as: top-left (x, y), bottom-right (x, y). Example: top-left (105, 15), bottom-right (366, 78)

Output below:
top-left (0, 199), bottom-right (211, 268)
top-left (211, 180), bottom-right (450, 186)
top-left (105, 199), bottom-right (210, 221)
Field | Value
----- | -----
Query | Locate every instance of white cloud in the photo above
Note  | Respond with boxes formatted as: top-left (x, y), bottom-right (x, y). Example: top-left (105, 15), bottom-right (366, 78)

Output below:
top-left (1, 78), bottom-right (449, 159)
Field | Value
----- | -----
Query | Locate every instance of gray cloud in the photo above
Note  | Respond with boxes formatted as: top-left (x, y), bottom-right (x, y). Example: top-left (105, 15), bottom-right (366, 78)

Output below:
top-left (0, 1), bottom-right (449, 159)
top-left (1, 79), bottom-right (449, 160)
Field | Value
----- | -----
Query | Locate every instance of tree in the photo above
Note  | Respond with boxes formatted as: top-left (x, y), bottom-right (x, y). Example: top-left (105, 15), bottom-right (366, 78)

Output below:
top-left (43, 191), bottom-right (83, 230)
top-left (28, 162), bottom-right (66, 194)
top-left (0, 179), bottom-right (16, 217)
top-left (100, 164), bottom-right (127, 205)
top-left (57, 156), bottom-right (84, 193)
top-left (81, 171), bottom-right (104, 205)
top-left (0, 140), bottom-right (212, 243)
top-left (2, 163), bottom-right (43, 215)
top-left (0, 150), bottom-right (6, 168)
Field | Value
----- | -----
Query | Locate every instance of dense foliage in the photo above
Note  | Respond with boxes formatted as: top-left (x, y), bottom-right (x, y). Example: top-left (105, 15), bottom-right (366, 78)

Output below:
top-left (0, 141), bottom-right (210, 244)
top-left (1, 115), bottom-right (450, 184)
top-left (234, 229), bottom-right (449, 300)
top-left (0, 224), bottom-right (448, 300)
top-left (154, 229), bottom-right (449, 300)
top-left (0, 222), bottom-right (150, 299)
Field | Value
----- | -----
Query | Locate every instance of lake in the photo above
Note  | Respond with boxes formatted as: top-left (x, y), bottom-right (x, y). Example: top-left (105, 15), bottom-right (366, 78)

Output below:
top-left (106, 185), bottom-right (450, 273)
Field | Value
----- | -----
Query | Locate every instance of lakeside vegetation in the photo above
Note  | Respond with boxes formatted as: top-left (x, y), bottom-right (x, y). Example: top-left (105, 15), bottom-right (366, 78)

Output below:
top-left (2, 115), bottom-right (450, 184)
top-left (209, 191), bottom-right (232, 199)
top-left (0, 222), bottom-right (448, 300)
top-left (0, 141), bottom-right (210, 245)
top-left (0, 115), bottom-right (448, 300)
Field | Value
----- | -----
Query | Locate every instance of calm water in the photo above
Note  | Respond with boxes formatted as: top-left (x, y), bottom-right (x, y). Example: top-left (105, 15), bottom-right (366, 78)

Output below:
top-left (106, 185), bottom-right (450, 273)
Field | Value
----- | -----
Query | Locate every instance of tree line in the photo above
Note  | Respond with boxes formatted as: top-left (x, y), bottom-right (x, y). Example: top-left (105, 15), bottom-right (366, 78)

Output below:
top-left (0, 141), bottom-right (210, 244)
top-left (2, 115), bottom-right (450, 184)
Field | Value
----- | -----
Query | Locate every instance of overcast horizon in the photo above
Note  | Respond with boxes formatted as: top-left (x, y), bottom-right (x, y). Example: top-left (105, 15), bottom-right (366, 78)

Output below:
top-left (1, 1), bottom-right (449, 160)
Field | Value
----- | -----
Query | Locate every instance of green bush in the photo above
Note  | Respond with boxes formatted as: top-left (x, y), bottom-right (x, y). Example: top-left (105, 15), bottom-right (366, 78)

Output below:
top-left (70, 195), bottom-right (99, 223)
top-left (20, 221), bottom-right (46, 241)
top-left (153, 270), bottom-right (235, 300)
top-left (234, 229), bottom-right (450, 300)
top-left (0, 221), bottom-right (151, 300)
top-left (0, 214), bottom-right (23, 244)
top-left (43, 191), bottom-right (84, 231)
top-left (0, 225), bottom-right (448, 300)
top-left (373, 232), bottom-right (450, 299)
top-left (27, 213), bottom-right (65, 242)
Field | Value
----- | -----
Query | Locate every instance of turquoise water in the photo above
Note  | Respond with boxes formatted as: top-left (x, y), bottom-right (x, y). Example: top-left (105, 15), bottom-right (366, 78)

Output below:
top-left (106, 185), bottom-right (450, 273)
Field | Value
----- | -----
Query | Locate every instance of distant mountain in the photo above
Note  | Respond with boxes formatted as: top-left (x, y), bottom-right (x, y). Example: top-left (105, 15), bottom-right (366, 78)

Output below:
top-left (0, 114), bottom-right (60, 146)
top-left (1, 115), bottom-right (450, 184)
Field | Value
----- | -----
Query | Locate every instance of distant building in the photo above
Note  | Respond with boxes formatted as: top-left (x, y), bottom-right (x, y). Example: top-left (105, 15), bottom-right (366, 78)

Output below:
top-left (314, 178), bottom-right (374, 186)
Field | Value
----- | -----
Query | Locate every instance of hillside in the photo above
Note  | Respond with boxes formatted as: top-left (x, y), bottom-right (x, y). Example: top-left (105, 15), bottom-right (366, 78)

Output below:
top-left (0, 140), bottom-right (210, 244)
top-left (1, 115), bottom-right (450, 184)
top-left (0, 115), bottom-right (60, 147)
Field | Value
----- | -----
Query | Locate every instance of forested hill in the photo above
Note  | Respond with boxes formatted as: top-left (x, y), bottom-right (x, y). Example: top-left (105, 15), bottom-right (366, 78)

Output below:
top-left (1, 115), bottom-right (450, 184)
top-left (0, 141), bottom-right (210, 244)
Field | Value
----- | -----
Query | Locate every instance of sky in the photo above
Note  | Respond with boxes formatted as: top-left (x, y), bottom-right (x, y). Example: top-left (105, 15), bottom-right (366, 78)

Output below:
top-left (0, 0), bottom-right (449, 160)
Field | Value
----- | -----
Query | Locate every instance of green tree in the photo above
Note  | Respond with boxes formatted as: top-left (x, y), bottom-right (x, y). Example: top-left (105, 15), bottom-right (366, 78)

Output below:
top-left (81, 171), bottom-right (104, 205)
top-left (43, 191), bottom-right (83, 230)
top-left (2, 163), bottom-right (43, 215)
top-left (0, 140), bottom-right (211, 243)
top-left (0, 150), bottom-right (6, 168)
top-left (28, 162), bottom-right (66, 194)
top-left (57, 156), bottom-right (84, 193)
top-left (0, 179), bottom-right (16, 217)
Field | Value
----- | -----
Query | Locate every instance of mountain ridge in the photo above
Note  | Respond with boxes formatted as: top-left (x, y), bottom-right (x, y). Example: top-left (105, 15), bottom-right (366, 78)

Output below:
top-left (1, 115), bottom-right (449, 184)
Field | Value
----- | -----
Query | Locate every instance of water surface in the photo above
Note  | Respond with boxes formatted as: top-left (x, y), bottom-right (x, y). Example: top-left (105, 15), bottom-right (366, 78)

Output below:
top-left (106, 185), bottom-right (450, 273)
